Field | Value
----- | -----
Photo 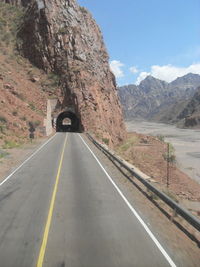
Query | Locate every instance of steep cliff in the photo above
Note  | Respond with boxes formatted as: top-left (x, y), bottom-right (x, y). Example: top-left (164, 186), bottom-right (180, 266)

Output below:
top-left (16, 0), bottom-right (126, 144)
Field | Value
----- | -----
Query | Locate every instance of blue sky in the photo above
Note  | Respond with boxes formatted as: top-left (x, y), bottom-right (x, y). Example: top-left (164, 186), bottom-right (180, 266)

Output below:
top-left (78, 0), bottom-right (200, 86)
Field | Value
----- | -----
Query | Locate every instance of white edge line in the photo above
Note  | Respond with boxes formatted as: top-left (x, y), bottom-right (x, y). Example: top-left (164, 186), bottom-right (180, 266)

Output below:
top-left (0, 134), bottom-right (57, 187)
top-left (78, 134), bottom-right (176, 267)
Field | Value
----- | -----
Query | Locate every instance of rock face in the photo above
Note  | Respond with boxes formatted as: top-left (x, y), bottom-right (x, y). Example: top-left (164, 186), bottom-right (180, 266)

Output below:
top-left (16, 0), bottom-right (126, 144)
top-left (177, 86), bottom-right (200, 127)
top-left (118, 73), bottom-right (200, 125)
top-left (0, 0), bottom-right (31, 6)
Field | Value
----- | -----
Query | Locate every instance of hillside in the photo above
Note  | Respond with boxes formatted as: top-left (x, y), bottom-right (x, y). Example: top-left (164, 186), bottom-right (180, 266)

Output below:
top-left (177, 86), bottom-right (200, 127)
top-left (118, 73), bottom-right (200, 127)
top-left (0, 2), bottom-right (61, 148)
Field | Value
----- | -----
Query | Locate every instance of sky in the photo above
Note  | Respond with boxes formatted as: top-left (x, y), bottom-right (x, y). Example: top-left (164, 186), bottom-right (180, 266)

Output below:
top-left (77, 0), bottom-right (200, 86)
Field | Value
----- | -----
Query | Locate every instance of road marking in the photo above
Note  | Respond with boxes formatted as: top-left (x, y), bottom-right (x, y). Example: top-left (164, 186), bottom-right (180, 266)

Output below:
top-left (79, 134), bottom-right (176, 267)
top-left (36, 133), bottom-right (68, 267)
top-left (0, 134), bottom-right (57, 187)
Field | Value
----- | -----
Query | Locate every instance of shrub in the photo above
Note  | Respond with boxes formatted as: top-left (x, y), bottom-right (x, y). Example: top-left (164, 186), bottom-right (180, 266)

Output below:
top-left (157, 135), bottom-right (165, 142)
top-left (12, 110), bottom-right (18, 116)
top-left (33, 120), bottom-right (41, 127)
top-left (102, 138), bottom-right (109, 145)
top-left (0, 116), bottom-right (7, 124)
top-left (0, 125), bottom-right (6, 134)
top-left (20, 116), bottom-right (27, 121)
top-left (3, 140), bottom-right (20, 149)
top-left (29, 103), bottom-right (36, 111)
top-left (0, 150), bottom-right (9, 159)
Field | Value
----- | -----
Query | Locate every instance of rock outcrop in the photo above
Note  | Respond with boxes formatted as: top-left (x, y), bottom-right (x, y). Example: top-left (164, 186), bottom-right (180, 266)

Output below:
top-left (16, 0), bottom-right (126, 144)
top-left (177, 86), bottom-right (200, 127)
top-left (0, 0), bottom-right (31, 6)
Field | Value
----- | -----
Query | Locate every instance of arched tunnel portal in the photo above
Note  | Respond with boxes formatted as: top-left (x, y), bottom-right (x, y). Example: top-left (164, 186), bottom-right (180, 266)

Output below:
top-left (56, 111), bottom-right (80, 132)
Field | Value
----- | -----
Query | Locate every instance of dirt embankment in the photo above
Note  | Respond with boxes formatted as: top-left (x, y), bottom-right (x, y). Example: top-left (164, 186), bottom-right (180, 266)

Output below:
top-left (114, 132), bottom-right (200, 216)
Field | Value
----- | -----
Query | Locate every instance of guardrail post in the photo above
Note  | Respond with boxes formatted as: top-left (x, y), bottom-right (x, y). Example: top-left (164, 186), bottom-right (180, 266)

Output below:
top-left (167, 143), bottom-right (170, 188)
top-left (171, 208), bottom-right (177, 222)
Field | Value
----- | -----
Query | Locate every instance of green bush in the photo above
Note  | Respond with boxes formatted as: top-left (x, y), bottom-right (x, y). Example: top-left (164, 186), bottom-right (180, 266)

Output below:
top-left (102, 138), bottom-right (109, 145)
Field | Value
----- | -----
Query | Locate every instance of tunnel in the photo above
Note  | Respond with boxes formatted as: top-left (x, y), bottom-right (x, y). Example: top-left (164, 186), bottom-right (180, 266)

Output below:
top-left (56, 111), bottom-right (80, 132)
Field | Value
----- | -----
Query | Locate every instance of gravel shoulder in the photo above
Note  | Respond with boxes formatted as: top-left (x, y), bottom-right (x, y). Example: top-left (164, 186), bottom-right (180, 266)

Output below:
top-left (0, 136), bottom-right (52, 182)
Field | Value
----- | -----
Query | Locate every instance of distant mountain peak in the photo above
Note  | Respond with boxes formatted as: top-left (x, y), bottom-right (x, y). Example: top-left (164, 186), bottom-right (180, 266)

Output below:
top-left (118, 72), bottom-right (200, 123)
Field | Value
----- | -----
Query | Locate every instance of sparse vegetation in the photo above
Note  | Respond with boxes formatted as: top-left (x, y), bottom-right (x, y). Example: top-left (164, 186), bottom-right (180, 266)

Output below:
top-left (47, 72), bottom-right (60, 87)
top-left (29, 103), bottom-right (37, 111)
top-left (20, 116), bottom-right (27, 121)
top-left (0, 116), bottom-right (7, 124)
top-left (3, 140), bottom-right (20, 149)
top-left (116, 135), bottom-right (139, 153)
top-left (163, 143), bottom-right (176, 163)
top-left (58, 27), bottom-right (68, 35)
top-left (163, 189), bottom-right (179, 203)
top-left (102, 138), bottom-right (109, 145)
top-left (148, 191), bottom-right (159, 201)
top-left (157, 134), bottom-right (165, 142)
top-left (33, 120), bottom-right (41, 127)
top-left (12, 110), bottom-right (18, 116)
top-left (0, 150), bottom-right (9, 159)
top-left (79, 6), bottom-right (88, 14)
top-left (0, 2), bottom-right (24, 49)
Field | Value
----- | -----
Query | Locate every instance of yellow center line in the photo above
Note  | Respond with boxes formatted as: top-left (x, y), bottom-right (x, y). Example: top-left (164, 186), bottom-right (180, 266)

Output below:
top-left (36, 133), bottom-right (68, 267)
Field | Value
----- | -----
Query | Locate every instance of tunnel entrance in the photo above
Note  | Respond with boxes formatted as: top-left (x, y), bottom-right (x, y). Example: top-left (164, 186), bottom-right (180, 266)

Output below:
top-left (56, 111), bottom-right (80, 132)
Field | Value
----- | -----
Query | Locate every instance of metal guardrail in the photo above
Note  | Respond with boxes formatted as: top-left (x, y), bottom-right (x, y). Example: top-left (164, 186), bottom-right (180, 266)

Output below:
top-left (87, 133), bottom-right (200, 233)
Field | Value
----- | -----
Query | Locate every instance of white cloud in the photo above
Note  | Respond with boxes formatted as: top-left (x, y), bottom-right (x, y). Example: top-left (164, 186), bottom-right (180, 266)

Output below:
top-left (135, 71), bottom-right (150, 85)
top-left (110, 60), bottom-right (124, 78)
top-left (135, 63), bottom-right (200, 85)
top-left (129, 66), bottom-right (138, 74)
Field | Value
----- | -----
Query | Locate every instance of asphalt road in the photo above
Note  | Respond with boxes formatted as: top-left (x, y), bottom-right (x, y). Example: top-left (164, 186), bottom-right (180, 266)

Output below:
top-left (0, 133), bottom-right (176, 267)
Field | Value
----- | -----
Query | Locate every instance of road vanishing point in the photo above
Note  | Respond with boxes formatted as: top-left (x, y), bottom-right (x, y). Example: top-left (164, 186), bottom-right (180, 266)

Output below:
top-left (0, 133), bottom-right (176, 267)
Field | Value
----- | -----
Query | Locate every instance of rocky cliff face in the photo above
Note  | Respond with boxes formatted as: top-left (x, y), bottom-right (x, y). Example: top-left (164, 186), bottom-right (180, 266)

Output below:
top-left (16, 0), bottom-right (126, 144)
top-left (0, 0), bottom-right (30, 6)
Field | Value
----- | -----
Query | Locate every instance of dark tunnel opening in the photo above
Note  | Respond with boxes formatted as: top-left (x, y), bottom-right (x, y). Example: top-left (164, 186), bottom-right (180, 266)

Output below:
top-left (56, 111), bottom-right (80, 132)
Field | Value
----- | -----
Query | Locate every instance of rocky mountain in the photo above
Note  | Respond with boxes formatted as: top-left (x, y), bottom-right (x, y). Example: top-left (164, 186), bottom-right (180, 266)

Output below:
top-left (118, 73), bottom-right (200, 127)
top-left (177, 86), bottom-right (200, 127)
top-left (0, 0), bottom-right (126, 145)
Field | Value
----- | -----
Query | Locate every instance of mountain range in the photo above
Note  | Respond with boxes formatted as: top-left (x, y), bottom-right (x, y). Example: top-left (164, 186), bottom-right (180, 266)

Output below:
top-left (118, 73), bottom-right (200, 127)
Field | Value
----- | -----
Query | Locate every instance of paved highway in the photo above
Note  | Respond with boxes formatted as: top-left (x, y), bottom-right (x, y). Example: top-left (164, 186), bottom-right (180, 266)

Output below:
top-left (0, 133), bottom-right (176, 267)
